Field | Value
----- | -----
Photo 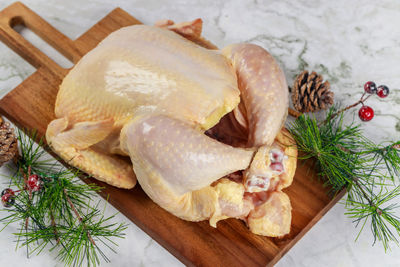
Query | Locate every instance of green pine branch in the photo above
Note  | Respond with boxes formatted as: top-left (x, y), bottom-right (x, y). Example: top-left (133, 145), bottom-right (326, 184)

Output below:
top-left (0, 129), bottom-right (127, 266)
top-left (288, 106), bottom-right (400, 251)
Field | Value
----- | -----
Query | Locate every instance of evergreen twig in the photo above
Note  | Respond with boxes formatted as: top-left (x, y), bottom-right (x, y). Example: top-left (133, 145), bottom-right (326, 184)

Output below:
top-left (289, 105), bottom-right (400, 251)
top-left (0, 129), bottom-right (127, 266)
top-left (63, 188), bottom-right (96, 246)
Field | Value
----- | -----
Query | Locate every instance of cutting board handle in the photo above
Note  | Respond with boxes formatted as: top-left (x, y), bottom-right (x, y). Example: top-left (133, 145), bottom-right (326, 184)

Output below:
top-left (0, 2), bottom-right (82, 77)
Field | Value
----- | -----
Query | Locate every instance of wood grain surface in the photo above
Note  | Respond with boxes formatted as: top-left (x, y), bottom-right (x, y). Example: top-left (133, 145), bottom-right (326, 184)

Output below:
top-left (0, 2), bottom-right (345, 266)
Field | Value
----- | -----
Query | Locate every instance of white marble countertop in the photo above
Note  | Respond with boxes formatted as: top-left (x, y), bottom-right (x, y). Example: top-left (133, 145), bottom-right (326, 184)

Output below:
top-left (0, 0), bottom-right (399, 266)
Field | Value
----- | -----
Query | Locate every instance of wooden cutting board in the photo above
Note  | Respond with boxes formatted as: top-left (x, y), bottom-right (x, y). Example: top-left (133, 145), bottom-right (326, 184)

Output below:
top-left (0, 2), bottom-right (345, 266)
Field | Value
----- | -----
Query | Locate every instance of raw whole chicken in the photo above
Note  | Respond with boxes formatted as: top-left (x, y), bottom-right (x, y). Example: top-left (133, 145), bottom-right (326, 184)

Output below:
top-left (46, 19), bottom-right (297, 237)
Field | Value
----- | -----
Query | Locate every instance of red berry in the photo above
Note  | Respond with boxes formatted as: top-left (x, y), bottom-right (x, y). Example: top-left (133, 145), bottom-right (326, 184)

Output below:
top-left (1, 188), bottom-right (14, 197)
top-left (28, 174), bottom-right (41, 192)
top-left (1, 194), bottom-right (15, 207)
top-left (1, 188), bottom-right (15, 207)
top-left (364, 81), bottom-right (377, 94)
top-left (358, 106), bottom-right (374, 121)
top-left (377, 85), bottom-right (389, 98)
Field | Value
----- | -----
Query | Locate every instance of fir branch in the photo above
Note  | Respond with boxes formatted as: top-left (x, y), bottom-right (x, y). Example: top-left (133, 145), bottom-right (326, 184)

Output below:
top-left (0, 129), bottom-right (127, 266)
top-left (289, 106), bottom-right (400, 251)
top-left (352, 177), bottom-right (382, 215)
top-left (49, 205), bottom-right (60, 244)
top-left (63, 188), bottom-right (96, 247)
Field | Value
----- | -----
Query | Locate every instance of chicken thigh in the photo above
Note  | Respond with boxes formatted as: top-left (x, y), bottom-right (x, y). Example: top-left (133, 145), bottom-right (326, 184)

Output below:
top-left (46, 19), bottom-right (297, 237)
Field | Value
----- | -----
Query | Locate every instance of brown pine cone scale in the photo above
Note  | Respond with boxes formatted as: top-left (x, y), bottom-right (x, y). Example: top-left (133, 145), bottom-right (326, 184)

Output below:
top-left (0, 117), bottom-right (18, 167)
top-left (292, 70), bottom-right (334, 113)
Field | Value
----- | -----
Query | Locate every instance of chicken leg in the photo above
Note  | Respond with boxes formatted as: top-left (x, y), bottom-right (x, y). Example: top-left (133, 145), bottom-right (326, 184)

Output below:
top-left (120, 114), bottom-right (254, 220)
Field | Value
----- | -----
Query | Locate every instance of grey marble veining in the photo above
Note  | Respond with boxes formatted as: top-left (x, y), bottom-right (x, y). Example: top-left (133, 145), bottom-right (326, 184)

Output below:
top-left (0, 0), bottom-right (399, 266)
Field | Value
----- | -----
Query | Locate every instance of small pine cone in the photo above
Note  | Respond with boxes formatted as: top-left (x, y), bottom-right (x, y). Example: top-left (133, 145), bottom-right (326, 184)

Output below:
top-left (292, 70), bottom-right (334, 113)
top-left (0, 117), bottom-right (18, 167)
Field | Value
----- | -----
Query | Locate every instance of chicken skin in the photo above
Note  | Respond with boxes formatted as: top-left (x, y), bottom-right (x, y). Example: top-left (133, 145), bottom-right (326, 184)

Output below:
top-left (46, 19), bottom-right (297, 237)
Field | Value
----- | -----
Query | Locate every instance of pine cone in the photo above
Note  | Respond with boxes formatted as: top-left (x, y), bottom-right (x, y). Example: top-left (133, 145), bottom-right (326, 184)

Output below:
top-left (0, 117), bottom-right (18, 167)
top-left (292, 70), bottom-right (334, 113)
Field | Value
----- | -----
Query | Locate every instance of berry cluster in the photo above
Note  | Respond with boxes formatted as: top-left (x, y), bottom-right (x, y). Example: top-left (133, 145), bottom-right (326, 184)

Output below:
top-left (364, 81), bottom-right (390, 98)
top-left (358, 81), bottom-right (390, 121)
top-left (1, 174), bottom-right (41, 207)
top-left (1, 188), bottom-right (15, 207)
top-left (28, 174), bottom-right (41, 192)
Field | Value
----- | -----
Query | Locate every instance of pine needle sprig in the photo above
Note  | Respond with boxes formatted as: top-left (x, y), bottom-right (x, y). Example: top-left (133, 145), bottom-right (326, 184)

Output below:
top-left (288, 106), bottom-right (400, 251)
top-left (0, 130), bottom-right (127, 266)
top-left (15, 129), bottom-right (56, 175)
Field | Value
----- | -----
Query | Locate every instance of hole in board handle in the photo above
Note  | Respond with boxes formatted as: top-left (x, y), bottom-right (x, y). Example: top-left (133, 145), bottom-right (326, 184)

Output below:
top-left (11, 20), bottom-right (74, 69)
